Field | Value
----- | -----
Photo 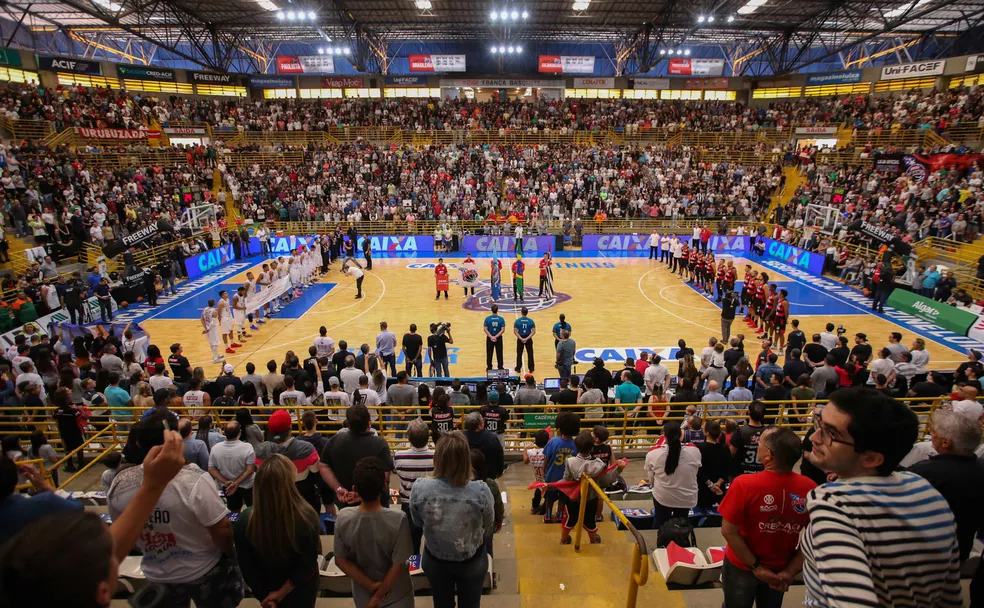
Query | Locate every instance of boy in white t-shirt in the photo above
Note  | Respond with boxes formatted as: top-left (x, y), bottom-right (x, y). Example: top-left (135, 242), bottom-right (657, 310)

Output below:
top-left (523, 429), bottom-right (549, 515)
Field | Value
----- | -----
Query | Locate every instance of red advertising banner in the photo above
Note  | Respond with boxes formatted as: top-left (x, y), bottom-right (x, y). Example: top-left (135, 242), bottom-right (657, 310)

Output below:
top-left (321, 77), bottom-right (364, 88)
top-left (277, 55), bottom-right (303, 73)
top-left (75, 127), bottom-right (148, 140)
top-left (408, 54), bottom-right (466, 73)
top-left (667, 58), bottom-right (725, 76)
top-left (538, 55), bottom-right (595, 74)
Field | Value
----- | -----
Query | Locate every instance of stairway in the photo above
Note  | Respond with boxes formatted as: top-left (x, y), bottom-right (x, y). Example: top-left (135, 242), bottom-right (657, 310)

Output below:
top-left (762, 165), bottom-right (804, 223)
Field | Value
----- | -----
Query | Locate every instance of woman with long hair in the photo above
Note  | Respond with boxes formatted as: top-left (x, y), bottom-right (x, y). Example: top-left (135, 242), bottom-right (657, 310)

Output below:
top-left (195, 415), bottom-right (223, 450)
top-left (233, 453), bottom-right (322, 608)
top-left (28, 429), bottom-right (60, 487)
top-left (410, 431), bottom-right (493, 607)
top-left (51, 387), bottom-right (86, 472)
top-left (235, 408), bottom-right (264, 450)
top-left (643, 420), bottom-right (701, 526)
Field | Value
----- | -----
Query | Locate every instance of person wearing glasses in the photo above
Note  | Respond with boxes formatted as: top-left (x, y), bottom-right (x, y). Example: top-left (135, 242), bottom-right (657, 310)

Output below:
top-left (794, 388), bottom-right (962, 607)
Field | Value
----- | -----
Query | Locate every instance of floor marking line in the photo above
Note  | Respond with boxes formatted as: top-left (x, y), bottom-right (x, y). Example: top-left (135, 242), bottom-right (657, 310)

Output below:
top-left (638, 269), bottom-right (720, 334)
top-left (657, 285), bottom-right (720, 312)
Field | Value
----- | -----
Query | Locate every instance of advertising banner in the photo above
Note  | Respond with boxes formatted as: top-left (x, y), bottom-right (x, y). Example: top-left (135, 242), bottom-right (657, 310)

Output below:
top-left (0, 48), bottom-right (21, 67)
top-left (759, 237), bottom-right (826, 276)
top-left (582, 234), bottom-right (749, 252)
top-left (267, 234), bottom-right (435, 254)
top-left (184, 244), bottom-right (235, 280)
top-left (462, 235), bottom-right (555, 254)
top-left (116, 64), bottom-right (176, 82)
top-left (632, 77), bottom-right (670, 90)
top-left (967, 54), bottom-right (984, 73)
top-left (873, 152), bottom-right (904, 173)
top-left (37, 55), bottom-right (101, 75)
top-left (537, 55), bottom-right (596, 74)
top-left (573, 77), bottom-right (614, 88)
top-left (805, 70), bottom-right (863, 85)
top-left (794, 126), bottom-right (839, 136)
top-left (276, 55), bottom-right (335, 74)
top-left (163, 127), bottom-right (207, 135)
top-left (886, 289), bottom-right (977, 335)
top-left (245, 275), bottom-right (293, 312)
top-left (385, 75), bottom-right (428, 85)
top-left (75, 127), bottom-right (148, 140)
top-left (440, 78), bottom-right (563, 88)
top-left (0, 299), bottom-right (120, 348)
top-left (408, 54), bottom-right (466, 72)
top-left (322, 77), bottom-right (363, 88)
top-left (190, 71), bottom-right (236, 84)
top-left (249, 75), bottom-right (296, 88)
top-left (667, 58), bottom-right (724, 76)
top-left (967, 314), bottom-right (984, 342)
top-left (684, 78), bottom-right (728, 89)
top-left (879, 60), bottom-right (945, 81)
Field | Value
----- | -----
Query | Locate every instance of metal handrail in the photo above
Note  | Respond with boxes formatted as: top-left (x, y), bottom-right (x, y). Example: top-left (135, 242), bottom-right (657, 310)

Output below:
top-left (574, 473), bottom-right (649, 608)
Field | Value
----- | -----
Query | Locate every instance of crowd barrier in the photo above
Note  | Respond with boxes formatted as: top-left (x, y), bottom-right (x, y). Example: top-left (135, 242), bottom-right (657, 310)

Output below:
top-left (0, 398), bottom-right (946, 491)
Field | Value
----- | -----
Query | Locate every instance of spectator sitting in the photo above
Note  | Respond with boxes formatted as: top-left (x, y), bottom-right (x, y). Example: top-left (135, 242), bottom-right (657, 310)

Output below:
top-left (950, 385), bottom-right (984, 423)
top-left (232, 452), bottom-right (322, 608)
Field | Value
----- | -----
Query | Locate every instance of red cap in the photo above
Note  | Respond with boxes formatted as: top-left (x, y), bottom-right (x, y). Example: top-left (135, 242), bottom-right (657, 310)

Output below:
top-left (267, 410), bottom-right (292, 435)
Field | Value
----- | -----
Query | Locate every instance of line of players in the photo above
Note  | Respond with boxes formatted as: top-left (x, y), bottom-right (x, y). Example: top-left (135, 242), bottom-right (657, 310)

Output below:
top-left (199, 246), bottom-right (324, 363)
top-left (667, 242), bottom-right (791, 351)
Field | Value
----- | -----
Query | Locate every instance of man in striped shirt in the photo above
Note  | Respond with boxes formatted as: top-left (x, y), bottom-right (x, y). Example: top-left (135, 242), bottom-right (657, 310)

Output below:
top-left (797, 388), bottom-right (962, 607)
top-left (395, 418), bottom-right (434, 556)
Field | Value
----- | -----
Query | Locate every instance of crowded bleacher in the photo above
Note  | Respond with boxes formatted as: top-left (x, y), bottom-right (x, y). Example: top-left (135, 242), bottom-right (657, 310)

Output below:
top-left (0, 72), bottom-right (983, 607)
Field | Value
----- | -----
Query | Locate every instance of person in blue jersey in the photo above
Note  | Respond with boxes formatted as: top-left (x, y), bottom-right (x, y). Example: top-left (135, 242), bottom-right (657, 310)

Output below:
top-left (514, 306), bottom-right (536, 373)
top-left (483, 303), bottom-right (506, 371)
top-left (552, 313), bottom-right (571, 349)
top-left (795, 388), bottom-right (962, 608)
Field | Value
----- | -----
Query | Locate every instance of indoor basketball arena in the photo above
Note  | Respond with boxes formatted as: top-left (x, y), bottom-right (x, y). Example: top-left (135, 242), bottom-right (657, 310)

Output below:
top-left (0, 2), bottom-right (983, 607)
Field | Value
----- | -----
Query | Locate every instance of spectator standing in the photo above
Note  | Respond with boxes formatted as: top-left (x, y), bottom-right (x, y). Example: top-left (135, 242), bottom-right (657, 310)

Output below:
top-left (478, 390), bottom-right (510, 447)
top-left (207, 421), bottom-right (256, 512)
top-left (394, 418), bottom-right (435, 555)
top-left (255, 410), bottom-right (322, 514)
top-left (555, 330), bottom-right (576, 381)
top-left (108, 413), bottom-right (245, 606)
top-left (464, 412), bottom-right (505, 479)
top-left (516, 374), bottom-right (547, 407)
top-left (644, 421), bottom-right (701, 526)
top-left (410, 431), bottom-right (493, 608)
top-left (401, 324), bottom-right (425, 377)
top-left (798, 388), bottom-right (962, 607)
top-left (427, 323), bottom-right (453, 378)
top-left (179, 417), bottom-right (210, 471)
top-left (730, 401), bottom-right (767, 478)
top-left (375, 321), bottom-right (398, 376)
top-left (483, 304), bottom-right (506, 371)
top-left (232, 453), bottom-right (322, 608)
top-left (335, 456), bottom-right (415, 608)
top-left (718, 427), bottom-right (817, 608)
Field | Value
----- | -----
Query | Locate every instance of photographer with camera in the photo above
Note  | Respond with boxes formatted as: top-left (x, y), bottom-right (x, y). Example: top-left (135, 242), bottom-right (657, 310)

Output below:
top-left (59, 270), bottom-right (87, 324)
top-left (428, 323), bottom-right (453, 378)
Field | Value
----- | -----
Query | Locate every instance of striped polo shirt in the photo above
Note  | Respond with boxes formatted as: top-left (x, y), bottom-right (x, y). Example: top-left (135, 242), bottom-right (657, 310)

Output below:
top-left (393, 447), bottom-right (435, 505)
top-left (800, 471), bottom-right (962, 607)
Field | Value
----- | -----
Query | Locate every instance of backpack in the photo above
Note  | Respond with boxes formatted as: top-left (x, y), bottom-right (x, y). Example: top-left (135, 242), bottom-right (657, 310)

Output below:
top-left (656, 517), bottom-right (696, 548)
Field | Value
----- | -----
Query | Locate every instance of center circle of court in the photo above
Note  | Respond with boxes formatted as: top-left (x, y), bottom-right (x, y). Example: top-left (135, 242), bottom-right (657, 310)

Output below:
top-left (462, 282), bottom-right (572, 313)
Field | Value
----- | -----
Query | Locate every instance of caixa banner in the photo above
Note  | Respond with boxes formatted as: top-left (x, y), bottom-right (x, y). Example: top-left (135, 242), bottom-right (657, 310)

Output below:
top-left (582, 234), bottom-right (750, 252)
top-left (184, 244), bottom-right (235, 280)
top-left (264, 235), bottom-right (436, 254)
top-left (462, 235), bottom-right (555, 253)
top-left (759, 237), bottom-right (826, 275)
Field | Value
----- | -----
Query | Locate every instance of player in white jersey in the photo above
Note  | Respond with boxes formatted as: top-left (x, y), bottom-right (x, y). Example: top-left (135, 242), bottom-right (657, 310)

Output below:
top-left (232, 286), bottom-right (250, 342)
top-left (289, 254), bottom-right (302, 297)
top-left (201, 299), bottom-right (224, 363)
top-left (255, 263), bottom-right (271, 322)
top-left (217, 290), bottom-right (238, 353)
top-left (244, 272), bottom-right (260, 331)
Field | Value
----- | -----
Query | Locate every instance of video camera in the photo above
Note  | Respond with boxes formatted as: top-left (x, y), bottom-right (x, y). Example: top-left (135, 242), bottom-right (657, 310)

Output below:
top-left (836, 324), bottom-right (846, 336)
top-left (434, 322), bottom-right (452, 337)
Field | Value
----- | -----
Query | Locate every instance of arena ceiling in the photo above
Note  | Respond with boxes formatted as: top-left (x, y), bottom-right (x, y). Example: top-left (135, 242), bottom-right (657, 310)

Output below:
top-left (1, 0), bottom-right (983, 71)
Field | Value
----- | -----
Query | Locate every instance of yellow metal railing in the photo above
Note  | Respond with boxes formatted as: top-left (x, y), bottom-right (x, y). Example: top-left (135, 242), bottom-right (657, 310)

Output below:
top-left (0, 115), bottom-right (55, 141)
top-left (1, 399), bottom-right (944, 462)
top-left (574, 473), bottom-right (649, 608)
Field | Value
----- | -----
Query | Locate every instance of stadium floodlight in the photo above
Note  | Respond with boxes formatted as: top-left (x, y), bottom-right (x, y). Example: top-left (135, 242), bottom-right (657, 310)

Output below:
top-left (727, 14), bottom-right (735, 21)
top-left (572, 0), bottom-right (590, 10)
top-left (507, 46), bottom-right (515, 53)
top-left (343, 47), bottom-right (351, 54)
top-left (684, 49), bottom-right (691, 55)
top-left (490, 10), bottom-right (498, 19)
top-left (414, 0), bottom-right (432, 8)
top-left (511, 9), bottom-right (519, 19)
top-left (698, 15), bottom-right (705, 22)
top-left (515, 45), bottom-right (523, 53)
top-left (286, 9), bottom-right (295, 19)
top-left (707, 15), bottom-right (714, 22)
top-left (318, 47), bottom-right (324, 54)
top-left (522, 9), bottom-right (529, 18)
top-left (659, 49), bottom-right (665, 55)
top-left (499, 45), bottom-right (506, 53)
top-left (276, 10), bottom-right (285, 19)
top-left (307, 10), bottom-right (316, 19)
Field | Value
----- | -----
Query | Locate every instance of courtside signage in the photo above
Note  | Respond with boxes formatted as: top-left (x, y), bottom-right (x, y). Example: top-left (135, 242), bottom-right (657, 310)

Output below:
top-left (885, 289), bottom-right (977, 335)
top-left (270, 235), bottom-right (436, 253)
top-left (760, 237), bottom-right (825, 275)
top-left (463, 235), bottom-right (554, 253)
top-left (184, 243), bottom-right (235, 280)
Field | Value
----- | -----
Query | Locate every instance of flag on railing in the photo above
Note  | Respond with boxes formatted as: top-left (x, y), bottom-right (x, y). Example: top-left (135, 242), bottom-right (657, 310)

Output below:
top-left (526, 459), bottom-right (626, 501)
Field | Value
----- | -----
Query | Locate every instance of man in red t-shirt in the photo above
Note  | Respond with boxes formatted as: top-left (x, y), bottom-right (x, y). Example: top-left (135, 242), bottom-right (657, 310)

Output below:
top-left (537, 253), bottom-right (552, 297)
top-left (717, 427), bottom-right (817, 608)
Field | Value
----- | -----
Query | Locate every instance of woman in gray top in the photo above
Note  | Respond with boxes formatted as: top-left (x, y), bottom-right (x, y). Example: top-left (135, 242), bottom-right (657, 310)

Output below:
top-left (410, 431), bottom-right (494, 607)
